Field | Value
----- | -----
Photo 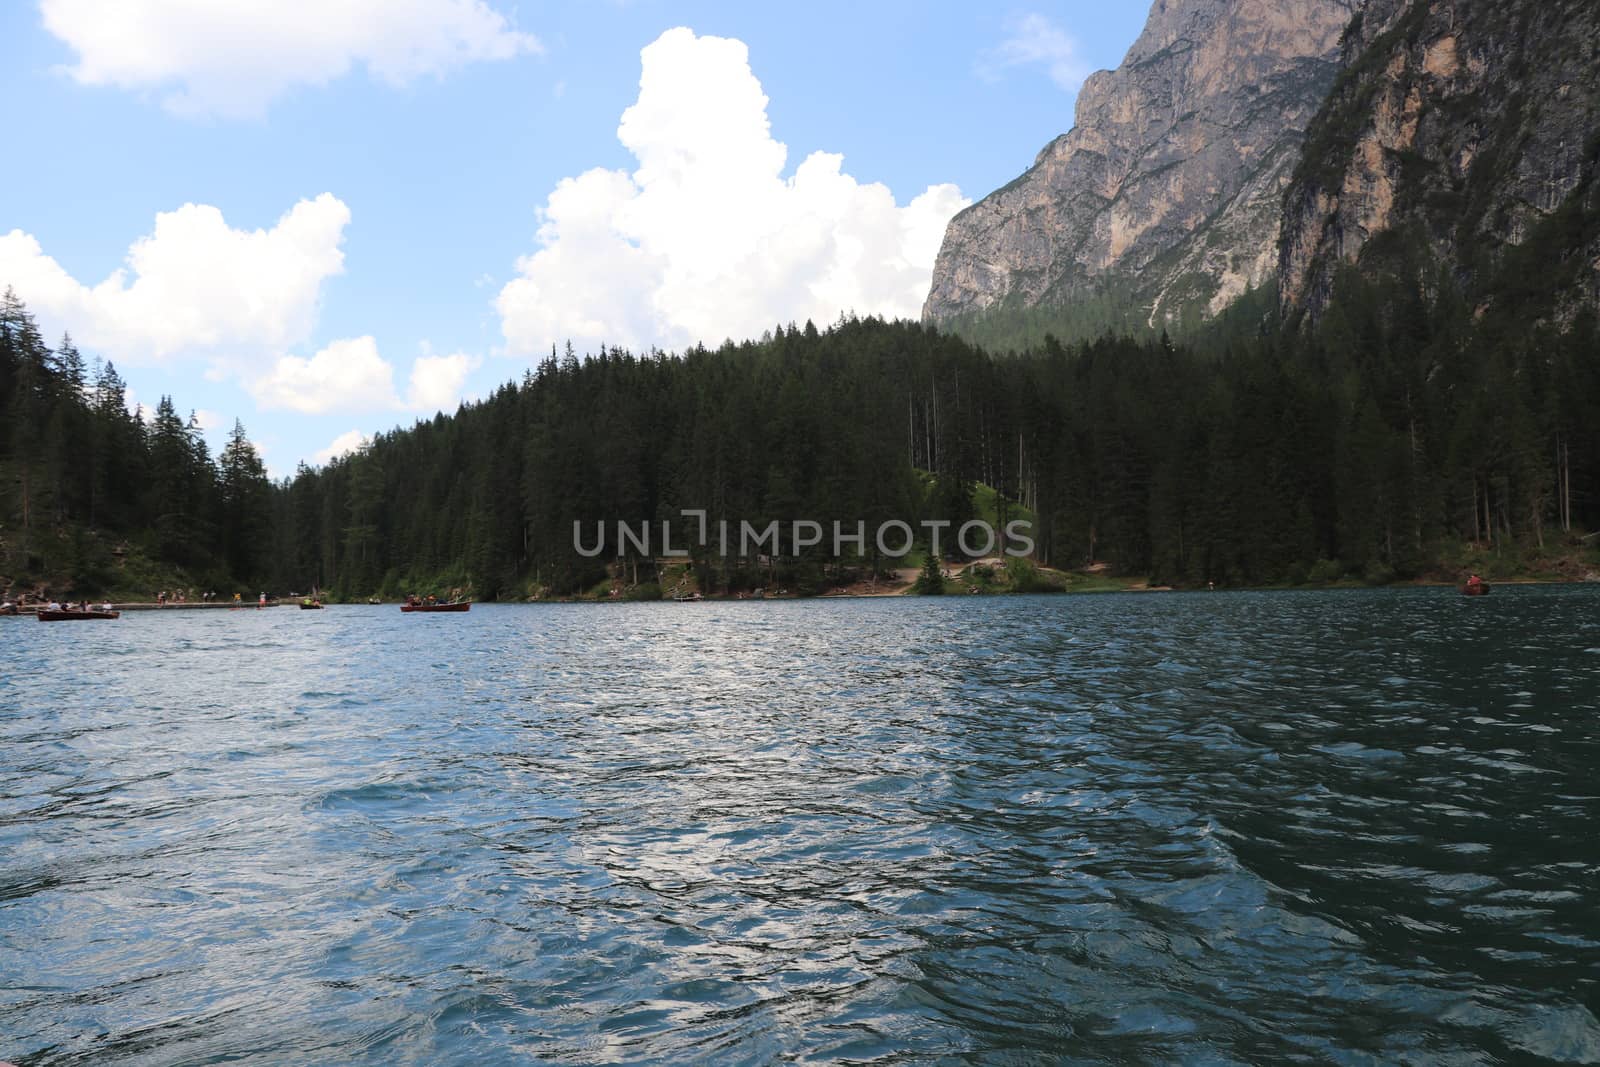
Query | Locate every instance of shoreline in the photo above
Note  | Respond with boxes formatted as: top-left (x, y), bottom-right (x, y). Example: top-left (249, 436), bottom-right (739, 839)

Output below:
top-left (2, 600), bottom-right (284, 614)
top-left (6, 577), bottom-right (1594, 615)
top-left (514, 574), bottom-right (1598, 605)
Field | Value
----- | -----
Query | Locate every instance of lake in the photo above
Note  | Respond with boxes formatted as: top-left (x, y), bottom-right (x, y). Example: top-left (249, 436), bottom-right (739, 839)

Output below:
top-left (2, 588), bottom-right (1598, 1064)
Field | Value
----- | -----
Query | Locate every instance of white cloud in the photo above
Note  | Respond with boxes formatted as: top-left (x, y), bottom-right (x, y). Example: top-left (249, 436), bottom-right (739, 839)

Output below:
top-left (977, 13), bottom-right (1089, 92)
top-left (126, 389), bottom-right (149, 423)
top-left (41, 0), bottom-right (541, 119)
top-left (496, 27), bottom-right (968, 356)
top-left (0, 187), bottom-right (479, 424)
top-left (248, 335), bottom-right (479, 415)
top-left (250, 335), bottom-right (399, 415)
top-left (408, 351), bottom-right (479, 412)
top-left (0, 194), bottom-right (349, 365)
top-left (314, 429), bottom-right (371, 465)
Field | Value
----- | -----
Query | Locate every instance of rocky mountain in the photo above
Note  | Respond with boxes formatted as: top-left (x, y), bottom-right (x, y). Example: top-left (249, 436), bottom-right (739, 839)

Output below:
top-left (1279, 0), bottom-right (1600, 324)
top-left (923, 0), bottom-right (1357, 330)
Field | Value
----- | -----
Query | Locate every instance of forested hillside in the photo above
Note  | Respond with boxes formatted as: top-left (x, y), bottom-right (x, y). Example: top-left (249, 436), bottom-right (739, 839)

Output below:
top-left (0, 288), bottom-right (274, 597)
top-left (6, 271), bottom-right (1594, 601)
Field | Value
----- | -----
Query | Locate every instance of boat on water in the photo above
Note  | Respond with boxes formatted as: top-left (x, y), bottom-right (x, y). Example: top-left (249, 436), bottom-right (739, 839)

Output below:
top-left (38, 609), bottom-right (120, 621)
top-left (673, 592), bottom-right (703, 602)
top-left (1461, 582), bottom-right (1490, 597)
top-left (401, 599), bottom-right (471, 613)
top-left (299, 599), bottom-right (324, 610)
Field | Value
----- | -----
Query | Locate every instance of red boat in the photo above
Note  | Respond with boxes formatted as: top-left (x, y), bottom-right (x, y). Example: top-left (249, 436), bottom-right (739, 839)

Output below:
top-left (401, 601), bottom-right (471, 613)
top-left (1461, 580), bottom-right (1490, 597)
top-left (37, 609), bottom-right (120, 621)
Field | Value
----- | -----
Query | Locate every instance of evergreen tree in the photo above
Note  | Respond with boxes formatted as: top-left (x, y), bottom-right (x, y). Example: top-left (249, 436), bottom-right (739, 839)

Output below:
top-left (219, 420), bottom-right (272, 581)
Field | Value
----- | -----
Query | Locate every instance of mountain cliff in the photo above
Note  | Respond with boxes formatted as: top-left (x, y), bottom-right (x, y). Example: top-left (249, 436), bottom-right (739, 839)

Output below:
top-left (1279, 0), bottom-right (1600, 324)
top-left (923, 0), bottom-right (1356, 330)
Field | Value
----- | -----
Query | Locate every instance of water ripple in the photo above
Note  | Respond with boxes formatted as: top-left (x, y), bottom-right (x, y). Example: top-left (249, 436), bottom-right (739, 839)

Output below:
top-left (2, 588), bottom-right (1598, 1064)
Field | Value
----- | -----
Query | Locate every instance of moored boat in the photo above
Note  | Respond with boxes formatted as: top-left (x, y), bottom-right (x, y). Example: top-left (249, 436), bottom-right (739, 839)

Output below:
top-left (401, 599), bottom-right (470, 613)
top-left (38, 609), bottom-right (120, 621)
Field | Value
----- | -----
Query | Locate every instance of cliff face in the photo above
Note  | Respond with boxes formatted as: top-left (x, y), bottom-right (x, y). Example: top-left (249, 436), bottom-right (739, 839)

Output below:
top-left (1280, 0), bottom-right (1600, 322)
top-left (923, 0), bottom-right (1356, 328)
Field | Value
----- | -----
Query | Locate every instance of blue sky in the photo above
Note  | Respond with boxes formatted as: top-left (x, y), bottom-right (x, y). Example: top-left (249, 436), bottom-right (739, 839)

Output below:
top-left (2, 1), bottom-right (1150, 474)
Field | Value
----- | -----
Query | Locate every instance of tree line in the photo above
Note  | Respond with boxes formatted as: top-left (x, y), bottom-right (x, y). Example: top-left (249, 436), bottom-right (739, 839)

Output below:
top-left (0, 288), bottom-right (273, 595)
top-left (2, 267), bottom-right (1597, 599)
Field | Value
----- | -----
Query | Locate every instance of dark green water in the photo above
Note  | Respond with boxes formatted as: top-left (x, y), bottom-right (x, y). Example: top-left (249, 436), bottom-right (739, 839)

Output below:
top-left (2, 588), bottom-right (1598, 1064)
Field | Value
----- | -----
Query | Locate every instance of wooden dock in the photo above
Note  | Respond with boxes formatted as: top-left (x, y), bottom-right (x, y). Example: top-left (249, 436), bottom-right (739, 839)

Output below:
top-left (117, 600), bottom-right (284, 611)
top-left (4, 600), bottom-right (285, 615)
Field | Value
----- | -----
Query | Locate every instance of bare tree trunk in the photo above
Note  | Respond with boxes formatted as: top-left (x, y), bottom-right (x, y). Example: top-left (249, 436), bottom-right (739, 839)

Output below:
top-left (1561, 439), bottom-right (1570, 532)
top-left (1559, 436), bottom-right (1572, 533)
top-left (908, 398), bottom-right (916, 469)
top-left (19, 462), bottom-right (31, 559)
top-left (1471, 478), bottom-right (1480, 543)
top-left (1018, 433), bottom-right (1024, 503)
top-left (1480, 477), bottom-right (1491, 544)
top-left (1409, 412), bottom-right (1423, 553)
top-left (922, 396), bottom-right (931, 474)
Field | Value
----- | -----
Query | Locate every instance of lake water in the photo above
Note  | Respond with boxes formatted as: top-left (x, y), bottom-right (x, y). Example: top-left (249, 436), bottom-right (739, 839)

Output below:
top-left (3, 588), bottom-right (1598, 1064)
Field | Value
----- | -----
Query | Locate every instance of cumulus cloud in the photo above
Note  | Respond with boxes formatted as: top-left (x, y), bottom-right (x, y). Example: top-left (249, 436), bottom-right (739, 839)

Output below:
top-left (314, 429), bottom-right (371, 465)
top-left (1, 193), bottom-right (475, 419)
top-left (125, 389), bottom-right (149, 423)
top-left (0, 194), bottom-right (349, 365)
top-left (496, 27), bottom-right (968, 357)
top-left (408, 351), bottom-right (480, 412)
top-left (250, 336), bottom-right (399, 415)
top-left (41, 0), bottom-right (541, 119)
top-left (977, 13), bottom-right (1089, 92)
top-left (249, 336), bottom-right (479, 415)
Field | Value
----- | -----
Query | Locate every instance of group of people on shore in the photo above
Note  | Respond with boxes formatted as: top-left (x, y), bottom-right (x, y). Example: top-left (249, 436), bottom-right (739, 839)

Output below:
top-left (153, 590), bottom-right (269, 606)
top-left (155, 589), bottom-right (225, 605)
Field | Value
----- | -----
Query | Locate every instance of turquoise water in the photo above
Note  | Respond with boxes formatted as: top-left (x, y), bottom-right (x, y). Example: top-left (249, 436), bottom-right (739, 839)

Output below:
top-left (2, 588), bottom-right (1598, 1064)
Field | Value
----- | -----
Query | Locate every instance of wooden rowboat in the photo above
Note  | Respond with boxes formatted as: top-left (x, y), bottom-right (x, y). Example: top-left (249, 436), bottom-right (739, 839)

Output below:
top-left (401, 602), bottom-right (471, 613)
top-left (38, 609), bottom-right (120, 621)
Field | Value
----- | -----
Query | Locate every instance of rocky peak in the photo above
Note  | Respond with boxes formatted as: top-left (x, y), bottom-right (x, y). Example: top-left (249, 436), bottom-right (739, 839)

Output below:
top-left (923, 0), bottom-right (1356, 330)
top-left (1279, 0), bottom-right (1600, 324)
